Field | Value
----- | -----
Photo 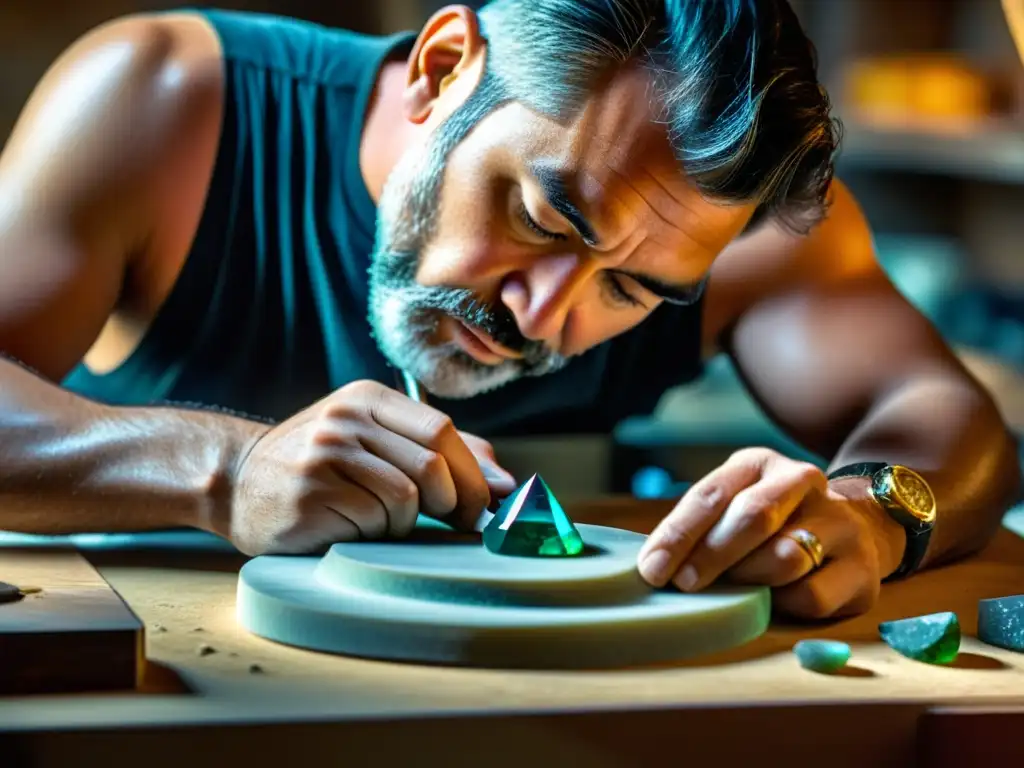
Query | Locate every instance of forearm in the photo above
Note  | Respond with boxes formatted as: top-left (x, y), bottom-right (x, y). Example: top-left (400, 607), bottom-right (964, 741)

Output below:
top-left (831, 372), bottom-right (1021, 567)
top-left (0, 357), bottom-right (265, 535)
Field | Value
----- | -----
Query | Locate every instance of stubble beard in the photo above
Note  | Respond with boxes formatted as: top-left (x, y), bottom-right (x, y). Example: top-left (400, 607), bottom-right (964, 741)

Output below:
top-left (366, 142), bottom-right (569, 400)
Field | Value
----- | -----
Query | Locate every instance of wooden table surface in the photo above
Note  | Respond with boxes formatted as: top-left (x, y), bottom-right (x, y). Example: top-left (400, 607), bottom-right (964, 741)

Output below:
top-left (0, 498), bottom-right (1022, 768)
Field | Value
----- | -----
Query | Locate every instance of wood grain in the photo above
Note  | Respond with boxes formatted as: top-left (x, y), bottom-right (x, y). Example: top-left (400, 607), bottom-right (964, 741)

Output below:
top-left (0, 547), bottom-right (143, 695)
top-left (918, 706), bottom-right (1024, 767)
top-left (0, 497), bottom-right (1020, 766)
top-left (67, 499), bottom-right (1024, 709)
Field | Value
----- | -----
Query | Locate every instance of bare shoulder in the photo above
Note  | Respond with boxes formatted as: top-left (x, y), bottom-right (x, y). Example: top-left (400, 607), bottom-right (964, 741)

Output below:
top-left (701, 179), bottom-right (881, 352)
top-left (0, 12), bottom-right (224, 216)
top-left (0, 12), bottom-right (224, 379)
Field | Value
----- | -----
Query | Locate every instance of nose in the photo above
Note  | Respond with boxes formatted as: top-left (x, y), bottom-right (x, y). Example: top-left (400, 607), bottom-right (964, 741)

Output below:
top-left (500, 251), bottom-right (589, 343)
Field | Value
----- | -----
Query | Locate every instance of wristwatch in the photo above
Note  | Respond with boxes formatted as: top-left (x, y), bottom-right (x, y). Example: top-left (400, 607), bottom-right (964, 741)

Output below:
top-left (827, 462), bottom-right (937, 581)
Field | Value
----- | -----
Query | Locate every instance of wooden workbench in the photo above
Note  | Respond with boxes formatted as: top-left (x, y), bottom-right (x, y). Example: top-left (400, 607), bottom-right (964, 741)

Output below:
top-left (0, 498), bottom-right (1021, 768)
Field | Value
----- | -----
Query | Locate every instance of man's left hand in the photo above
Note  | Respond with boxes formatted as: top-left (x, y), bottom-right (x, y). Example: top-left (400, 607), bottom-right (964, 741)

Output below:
top-left (636, 447), bottom-right (905, 619)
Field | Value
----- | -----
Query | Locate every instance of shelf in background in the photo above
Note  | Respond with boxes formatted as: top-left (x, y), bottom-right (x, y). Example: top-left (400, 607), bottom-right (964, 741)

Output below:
top-left (838, 117), bottom-right (1024, 183)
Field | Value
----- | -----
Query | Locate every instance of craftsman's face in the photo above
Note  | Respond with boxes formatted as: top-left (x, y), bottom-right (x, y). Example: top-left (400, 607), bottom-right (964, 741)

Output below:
top-left (368, 56), bottom-right (755, 399)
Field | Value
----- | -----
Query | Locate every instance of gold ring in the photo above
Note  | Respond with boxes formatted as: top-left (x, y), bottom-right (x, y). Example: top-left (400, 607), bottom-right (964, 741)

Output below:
top-left (785, 528), bottom-right (825, 570)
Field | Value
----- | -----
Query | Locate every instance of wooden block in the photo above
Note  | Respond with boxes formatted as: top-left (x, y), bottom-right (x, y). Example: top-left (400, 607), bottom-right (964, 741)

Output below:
top-left (0, 547), bottom-right (143, 695)
top-left (918, 707), bottom-right (1024, 767)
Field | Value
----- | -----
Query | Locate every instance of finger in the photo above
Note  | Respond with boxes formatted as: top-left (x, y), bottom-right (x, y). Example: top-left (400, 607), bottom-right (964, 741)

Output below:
top-left (727, 500), bottom-right (860, 587)
top-left (671, 461), bottom-right (827, 592)
top-left (355, 427), bottom-right (458, 520)
top-left (773, 555), bottom-right (880, 620)
top-left (366, 390), bottom-right (491, 530)
top-left (329, 448), bottom-right (420, 539)
top-left (458, 431), bottom-right (496, 461)
top-left (257, 506), bottom-right (361, 555)
top-left (291, 506), bottom-right (363, 553)
top-left (459, 431), bottom-right (517, 498)
top-left (637, 458), bottom-right (764, 587)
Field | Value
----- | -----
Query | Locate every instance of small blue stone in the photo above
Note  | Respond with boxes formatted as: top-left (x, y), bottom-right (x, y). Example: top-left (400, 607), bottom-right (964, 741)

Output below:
top-left (978, 595), bottom-right (1024, 653)
top-left (793, 639), bottom-right (852, 673)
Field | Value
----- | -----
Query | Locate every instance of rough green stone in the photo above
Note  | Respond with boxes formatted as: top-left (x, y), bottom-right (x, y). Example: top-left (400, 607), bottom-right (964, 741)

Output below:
top-left (978, 594), bottom-right (1024, 653)
top-left (483, 474), bottom-right (584, 557)
top-left (793, 639), bottom-right (851, 673)
top-left (878, 611), bottom-right (960, 664)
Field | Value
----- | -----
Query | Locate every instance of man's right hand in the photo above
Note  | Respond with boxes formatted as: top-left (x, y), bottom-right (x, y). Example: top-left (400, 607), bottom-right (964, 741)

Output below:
top-left (224, 380), bottom-right (517, 556)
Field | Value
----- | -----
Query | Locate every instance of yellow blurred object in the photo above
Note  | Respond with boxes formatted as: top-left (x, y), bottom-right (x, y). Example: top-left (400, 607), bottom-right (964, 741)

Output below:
top-left (1004, 0), bottom-right (1024, 65)
top-left (846, 55), bottom-right (992, 126)
top-left (847, 58), bottom-right (912, 121)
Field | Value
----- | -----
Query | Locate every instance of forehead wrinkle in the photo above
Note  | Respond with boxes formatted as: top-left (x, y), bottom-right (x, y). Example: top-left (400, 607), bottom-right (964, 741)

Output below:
top-left (589, 156), bottom-right (729, 277)
top-left (561, 68), bottom-right (659, 184)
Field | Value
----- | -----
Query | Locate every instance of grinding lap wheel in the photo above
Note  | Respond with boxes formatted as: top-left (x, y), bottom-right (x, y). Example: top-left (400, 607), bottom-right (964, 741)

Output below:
top-left (237, 522), bottom-right (771, 669)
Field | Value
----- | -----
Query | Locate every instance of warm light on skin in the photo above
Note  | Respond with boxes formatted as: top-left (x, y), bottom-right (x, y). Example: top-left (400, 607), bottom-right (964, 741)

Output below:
top-left (404, 51), bottom-right (756, 360)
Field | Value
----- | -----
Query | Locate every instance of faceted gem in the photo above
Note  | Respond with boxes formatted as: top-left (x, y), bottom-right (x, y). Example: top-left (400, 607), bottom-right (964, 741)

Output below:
top-left (483, 474), bottom-right (584, 557)
top-left (978, 594), bottom-right (1024, 653)
top-left (793, 639), bottom-right (851, 673)
top-left (878, 611), bottom-right (960, 664)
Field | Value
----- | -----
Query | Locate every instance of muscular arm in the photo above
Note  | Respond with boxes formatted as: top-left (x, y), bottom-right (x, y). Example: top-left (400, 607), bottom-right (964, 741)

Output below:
top-left (704, 181), bottom-right (1021, 569)
top-left (0, 15), bottom-right (263, 535)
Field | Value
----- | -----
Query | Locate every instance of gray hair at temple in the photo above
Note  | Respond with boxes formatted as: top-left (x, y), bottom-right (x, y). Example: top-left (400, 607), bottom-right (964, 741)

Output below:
top-left (424, 0), bottom-right (841, 236)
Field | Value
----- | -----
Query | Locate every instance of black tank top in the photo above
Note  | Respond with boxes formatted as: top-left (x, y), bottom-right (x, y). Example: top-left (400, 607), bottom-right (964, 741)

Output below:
top-left (63, 9), bottom-right (707, 437)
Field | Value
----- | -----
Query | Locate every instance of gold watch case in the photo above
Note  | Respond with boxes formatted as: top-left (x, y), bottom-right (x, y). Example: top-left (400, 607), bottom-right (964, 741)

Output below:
top-left (870, 465), bottom-right (937, 531)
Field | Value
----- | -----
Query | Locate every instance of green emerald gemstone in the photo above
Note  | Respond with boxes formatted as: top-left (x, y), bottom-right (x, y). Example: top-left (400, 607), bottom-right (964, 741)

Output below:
top-left (878, 611), bottom-right (960, 664)
top-left (483, 474), bottom-right (584, 557)
top-left (793, 640), bottom-right (851, 673)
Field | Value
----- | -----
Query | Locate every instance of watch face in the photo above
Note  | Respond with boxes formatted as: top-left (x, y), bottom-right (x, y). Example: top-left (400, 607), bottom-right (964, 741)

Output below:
top-left (889, 466), bottom-right (937, 524)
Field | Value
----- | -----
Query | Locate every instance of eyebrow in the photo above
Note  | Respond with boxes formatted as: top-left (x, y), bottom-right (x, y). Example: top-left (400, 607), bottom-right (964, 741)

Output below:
top-left (528, 163), bottom-right (709, 306)
top-left (530, 165), bottom-right (601, 247)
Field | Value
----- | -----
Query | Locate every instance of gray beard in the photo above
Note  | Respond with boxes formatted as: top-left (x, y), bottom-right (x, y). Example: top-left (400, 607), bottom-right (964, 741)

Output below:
top-left (366, 141), bottom-right (569, 400)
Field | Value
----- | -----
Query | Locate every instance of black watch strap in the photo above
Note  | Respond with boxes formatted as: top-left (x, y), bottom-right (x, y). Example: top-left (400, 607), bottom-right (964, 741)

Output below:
top-left (827, 462), bottom-right (932, 582)
top-left (886, 529), bottom-right (931, 582)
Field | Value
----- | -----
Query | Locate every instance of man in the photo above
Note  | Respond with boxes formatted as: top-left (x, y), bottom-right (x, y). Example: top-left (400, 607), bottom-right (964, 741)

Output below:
top-left (0, 1), bottom-right (1018, 621)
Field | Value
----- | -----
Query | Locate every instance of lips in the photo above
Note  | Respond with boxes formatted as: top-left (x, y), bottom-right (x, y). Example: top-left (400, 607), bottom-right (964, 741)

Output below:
top-left (460, 321), bottom-right (522, 359)
top-left (450, 318), bottom-right (522, 365)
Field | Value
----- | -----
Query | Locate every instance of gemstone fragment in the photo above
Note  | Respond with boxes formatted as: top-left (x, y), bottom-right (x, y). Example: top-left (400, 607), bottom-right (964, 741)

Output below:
top-left (483, 474), bottom-right (584, 557)
top-left (978, 594), bottom-right (1024, 653)
top-left (878, 611), bottom-right (960, 664)
top-left (793, 639), bottom-right (851, 673)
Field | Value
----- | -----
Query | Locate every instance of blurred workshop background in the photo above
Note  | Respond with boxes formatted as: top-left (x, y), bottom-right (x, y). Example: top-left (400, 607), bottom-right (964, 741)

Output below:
top-left (3, 0), bottom-right (1023, 506)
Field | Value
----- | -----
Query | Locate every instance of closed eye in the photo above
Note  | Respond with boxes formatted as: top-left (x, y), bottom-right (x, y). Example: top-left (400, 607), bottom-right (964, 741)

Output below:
top-left (517, 199), bottom-right (647, 309)
top-left (517, 200), bottom-right (566, 241)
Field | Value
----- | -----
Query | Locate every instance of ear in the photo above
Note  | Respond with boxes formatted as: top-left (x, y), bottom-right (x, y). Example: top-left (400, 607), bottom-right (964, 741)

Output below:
top-left (403, 5), bottom-right (484, 125)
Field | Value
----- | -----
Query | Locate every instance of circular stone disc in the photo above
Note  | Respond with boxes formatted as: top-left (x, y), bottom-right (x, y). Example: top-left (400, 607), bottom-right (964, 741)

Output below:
top-left (237, 524), bottom-right (770, 669)
top-left (315, 524), bottom-right (652, 607)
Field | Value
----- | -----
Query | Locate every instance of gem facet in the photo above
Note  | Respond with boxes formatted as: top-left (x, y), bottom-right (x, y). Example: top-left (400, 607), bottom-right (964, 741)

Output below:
top-left (793, 639), bottom-right (851, 673)
top-left (483, 474), bottom-right (584, 557)
top-left (978, 594), bottom-right (1024, 653)
top-left (878, 611), bottom-right (960, 664)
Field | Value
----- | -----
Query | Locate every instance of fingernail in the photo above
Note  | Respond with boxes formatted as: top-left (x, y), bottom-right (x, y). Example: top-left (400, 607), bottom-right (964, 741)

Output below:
top-left (674, 564), bottom-right (699, 592)
top-left (482, 463), bottom-right (516, 488)
top-left (639, 549), bottom-right (673, 585)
